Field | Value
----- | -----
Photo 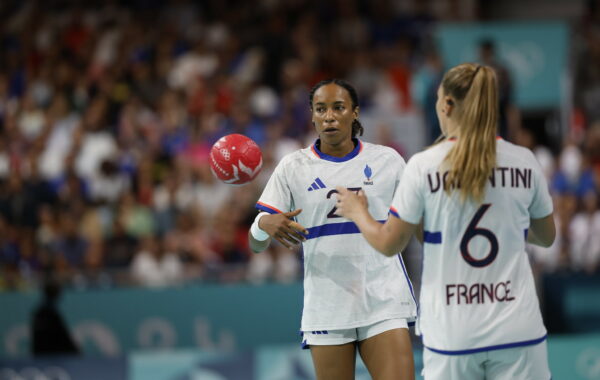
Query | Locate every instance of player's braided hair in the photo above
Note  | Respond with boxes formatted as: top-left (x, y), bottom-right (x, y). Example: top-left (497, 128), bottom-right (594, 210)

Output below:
top-left (309, 79), bottom-right (364, 138)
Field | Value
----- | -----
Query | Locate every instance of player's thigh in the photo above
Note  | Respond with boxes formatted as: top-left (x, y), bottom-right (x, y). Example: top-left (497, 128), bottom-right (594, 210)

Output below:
top-left (357, 319), bottom-right (414, 380)
top-left (305, 329), bottom-right (358, 380)
top-left (310, 343), bottom-right (357, 380)
top-left (486, 341), bottom-right (551, 380)
top-left (423, 348), bottom-right (485, 380)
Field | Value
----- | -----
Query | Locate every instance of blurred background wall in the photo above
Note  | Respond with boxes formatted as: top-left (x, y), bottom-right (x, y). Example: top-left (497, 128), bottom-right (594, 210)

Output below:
top-left (0, 0), bottom-right (599, 379)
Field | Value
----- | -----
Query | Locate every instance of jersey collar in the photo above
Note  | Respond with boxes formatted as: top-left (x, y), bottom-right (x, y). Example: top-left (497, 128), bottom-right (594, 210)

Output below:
top-left (311, 138), bottom-right (363, 162)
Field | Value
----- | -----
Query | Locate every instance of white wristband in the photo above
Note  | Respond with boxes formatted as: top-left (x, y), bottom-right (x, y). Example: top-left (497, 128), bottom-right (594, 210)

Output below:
top-left (250, 212), bottom-right (270, 241)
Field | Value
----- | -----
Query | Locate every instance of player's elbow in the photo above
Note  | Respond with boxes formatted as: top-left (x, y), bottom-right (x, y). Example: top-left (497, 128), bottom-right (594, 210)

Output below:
top-left (374, 221), bottom-right (412, 256)
top-left (373, 241), bottom-right (397, 257)
top-left (538, 229), bottom-right (556, 248)
top-left (381, 247), bottom-right (398, 257)
top-left (378, 235), bottom-right (408, 256)
top-left (530, 214), bottom-right (556, 248)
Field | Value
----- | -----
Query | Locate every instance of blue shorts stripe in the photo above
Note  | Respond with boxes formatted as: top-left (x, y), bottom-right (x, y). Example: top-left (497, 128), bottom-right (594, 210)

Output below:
top-left (425, 335), bottom-right (547, 355)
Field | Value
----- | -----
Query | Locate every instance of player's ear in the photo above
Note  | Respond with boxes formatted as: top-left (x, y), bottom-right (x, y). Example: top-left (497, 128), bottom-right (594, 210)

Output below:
top-left (444, 97), bottom-right (454, 117)
top-left (353, 106), bottom-right (359, 120)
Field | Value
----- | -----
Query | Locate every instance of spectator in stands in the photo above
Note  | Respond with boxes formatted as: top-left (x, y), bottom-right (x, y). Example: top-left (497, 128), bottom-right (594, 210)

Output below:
top-left (569, 189), bottom-right (600, 274)
top-left (31, 276), bottom-right (80, 356)
top-left (117, 191), bottom-right (155, 239)
top-left (104, 218), bottom-right (138, 270)
top-left (0, 0), bottom-right (593, 294)
top-left (574, 16), bottom-right (600, 128)
top-left (130, 236), bottom-right (183, 287)
top-left (50, 209), bottom-right (90, 276)
top-left (478, 39), bottom-right (520, 142)
top-left (411, 50), bottom-right (444, 144)
top-left (166, 210), bottom-right (217, 267)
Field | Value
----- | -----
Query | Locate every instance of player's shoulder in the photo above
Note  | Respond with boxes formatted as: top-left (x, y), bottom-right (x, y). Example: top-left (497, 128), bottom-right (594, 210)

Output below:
top-left (266, 149), bottom-right (309, 180)
top-left (406, 141), bottom-right (450, 168)
top-left (361, 141), bottom-right (406, 164)
top-left (497, 139), bottom-right (538, 166)
top-left (276, 147), bottom-right (313, 168)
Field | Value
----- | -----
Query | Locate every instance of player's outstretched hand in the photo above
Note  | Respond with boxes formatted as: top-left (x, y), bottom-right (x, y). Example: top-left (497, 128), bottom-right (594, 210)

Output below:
top-left (335, 187), bottom-right (369, 221)
top-left (259, 209), bottom-right (309, 249)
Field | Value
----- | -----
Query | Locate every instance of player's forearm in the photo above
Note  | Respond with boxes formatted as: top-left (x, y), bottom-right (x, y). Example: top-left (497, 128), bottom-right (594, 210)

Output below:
top-left (353, 211), bottom-right (398, 256)
top-left (526, 232), bottom-right (544, 247)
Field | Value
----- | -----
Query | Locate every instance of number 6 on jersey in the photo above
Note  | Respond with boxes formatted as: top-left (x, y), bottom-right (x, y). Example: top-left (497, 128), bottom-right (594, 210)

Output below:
top-left (460, 204), bottom-right (499, 268)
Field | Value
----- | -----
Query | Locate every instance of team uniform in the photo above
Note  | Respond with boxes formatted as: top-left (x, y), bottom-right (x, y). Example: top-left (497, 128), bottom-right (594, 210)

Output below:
top-left (391, 137), bottom-right (552, 379)
top-left (256, 139), bottom-right (417, 346)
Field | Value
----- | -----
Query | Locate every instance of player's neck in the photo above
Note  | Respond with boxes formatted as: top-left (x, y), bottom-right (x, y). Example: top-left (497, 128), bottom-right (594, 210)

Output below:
top-left (318, 138), bottom-right (356, 158)
top-left (443, 121), bottom-right (460, 138)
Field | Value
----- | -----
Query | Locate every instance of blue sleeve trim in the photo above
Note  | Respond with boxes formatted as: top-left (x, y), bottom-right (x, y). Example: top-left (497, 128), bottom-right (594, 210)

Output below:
top-left (423, 231), bottom-right (442, 244)
top-left (425, 334), bottom-right (547, 355)
top-left (389, 208), bottom-right (400, 218)
top-left (255, 203), bottom-right (280, 214)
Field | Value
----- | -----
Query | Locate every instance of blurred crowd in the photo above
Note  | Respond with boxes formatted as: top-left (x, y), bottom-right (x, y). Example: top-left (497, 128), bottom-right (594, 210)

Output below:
top-left (525, 0), bottom-right (600, 276)
top-left (0, 0), bottom-right (598, 291)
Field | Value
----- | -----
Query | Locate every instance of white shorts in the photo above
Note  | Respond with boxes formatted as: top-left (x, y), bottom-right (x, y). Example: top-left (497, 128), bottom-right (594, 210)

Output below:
top-left (301, 318), bottom-right (409, 349)
top-left (423, 340), bottom-right (551, 380)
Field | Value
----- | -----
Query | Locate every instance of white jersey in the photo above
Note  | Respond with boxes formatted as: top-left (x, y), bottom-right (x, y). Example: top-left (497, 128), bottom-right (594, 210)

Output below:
top-left (392, 138), bottom-right (553, 354)
top-left (257, 139), bottom-right (418, 331)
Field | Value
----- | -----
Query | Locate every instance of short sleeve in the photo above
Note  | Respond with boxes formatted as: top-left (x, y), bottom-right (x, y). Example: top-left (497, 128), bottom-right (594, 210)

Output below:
top-left (529, 159), bottom-right (553, 219)
top-left (394, 154), bottom-right (407, 191)
top-left (390, 157), bottom-right (424, 225)
top-left (256, 159), bottom-right (292, 214)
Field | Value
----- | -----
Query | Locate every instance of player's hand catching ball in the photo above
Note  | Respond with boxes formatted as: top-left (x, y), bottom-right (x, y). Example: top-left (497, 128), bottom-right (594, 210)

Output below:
top-left (335, 187), bottom-right (369, 221)
top-left (259, 209), bottom-right (309, 249)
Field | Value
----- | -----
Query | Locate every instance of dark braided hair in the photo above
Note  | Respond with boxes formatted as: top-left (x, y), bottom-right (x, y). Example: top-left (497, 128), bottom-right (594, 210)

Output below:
top-left (309, 79), bottom-right (364, 138)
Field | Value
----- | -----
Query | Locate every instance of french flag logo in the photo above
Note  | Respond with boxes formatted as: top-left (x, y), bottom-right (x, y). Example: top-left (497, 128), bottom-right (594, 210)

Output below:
top-left (363, 165), bottom-right (373, 185)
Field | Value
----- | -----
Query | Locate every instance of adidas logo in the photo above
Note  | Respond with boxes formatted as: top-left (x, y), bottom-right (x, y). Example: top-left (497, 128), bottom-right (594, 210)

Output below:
top-left (307, 177), bottom-right (326, 191)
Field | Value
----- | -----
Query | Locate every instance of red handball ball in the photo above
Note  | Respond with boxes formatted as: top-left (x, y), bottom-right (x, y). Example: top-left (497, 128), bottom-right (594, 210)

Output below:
top-left (209, 134), bottom-right (263, 185)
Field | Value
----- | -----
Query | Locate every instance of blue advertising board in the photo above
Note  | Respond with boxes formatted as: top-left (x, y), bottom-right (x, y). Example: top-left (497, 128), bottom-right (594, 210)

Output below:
top-left (0, 283), bottom-right (303, 357)
top-left (129, 336), bottom-right (600, 380)
top-left (0, 357), bottom-right (126, 380)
